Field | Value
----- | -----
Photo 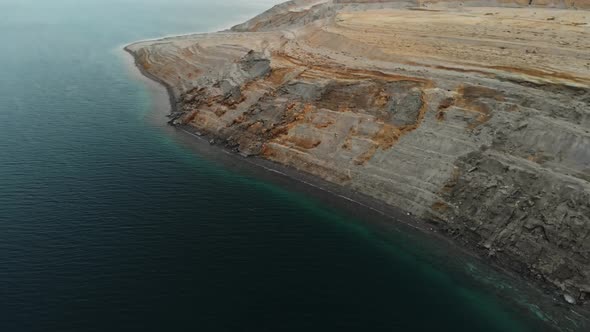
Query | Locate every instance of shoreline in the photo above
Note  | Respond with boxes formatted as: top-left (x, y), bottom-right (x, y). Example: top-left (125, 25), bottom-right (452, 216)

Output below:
top-left (123, 46), bottom-right (179, 115)
top-left (121, 45), bottom-right (464, 251)
top-left (122, 43), bottom-right (589, 331)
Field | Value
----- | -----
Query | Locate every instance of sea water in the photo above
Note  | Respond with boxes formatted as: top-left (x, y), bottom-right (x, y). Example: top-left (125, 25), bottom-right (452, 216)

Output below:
top-left (0, 1), bottom-right (576, 331)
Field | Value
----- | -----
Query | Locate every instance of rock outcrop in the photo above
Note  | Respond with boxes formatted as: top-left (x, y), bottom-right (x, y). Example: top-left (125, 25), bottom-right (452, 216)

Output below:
top-left (126, 0), bottom-right (590, 311)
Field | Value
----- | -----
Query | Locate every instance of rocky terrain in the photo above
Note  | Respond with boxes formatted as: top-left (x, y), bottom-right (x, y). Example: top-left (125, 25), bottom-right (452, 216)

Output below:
top-left (126, 0), bottom-right (590, 313)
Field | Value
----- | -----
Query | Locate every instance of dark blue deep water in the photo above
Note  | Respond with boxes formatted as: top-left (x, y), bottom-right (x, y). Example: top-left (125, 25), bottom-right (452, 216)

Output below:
top-left (0, 1), bottom-right (575, 331)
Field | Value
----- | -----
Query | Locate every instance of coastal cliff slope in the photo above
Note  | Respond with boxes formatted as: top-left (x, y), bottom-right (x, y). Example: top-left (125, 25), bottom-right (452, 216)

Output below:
top-left (126, 0), bottom-right (590, 308)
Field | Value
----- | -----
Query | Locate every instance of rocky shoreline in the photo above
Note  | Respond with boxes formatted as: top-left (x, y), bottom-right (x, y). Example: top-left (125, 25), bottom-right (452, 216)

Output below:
top-left (124, 46), bottom-right (179, 116)
top-left (125, 0), bottom-right (589, 329)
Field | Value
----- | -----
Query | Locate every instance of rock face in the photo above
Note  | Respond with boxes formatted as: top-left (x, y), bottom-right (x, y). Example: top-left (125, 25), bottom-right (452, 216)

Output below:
top-left (126, 0), bottom-right (590, 308)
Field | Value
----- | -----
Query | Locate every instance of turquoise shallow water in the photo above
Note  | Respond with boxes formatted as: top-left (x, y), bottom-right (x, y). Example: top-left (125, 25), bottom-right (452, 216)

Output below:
top-left (0, 1), bottom-right (571, 331)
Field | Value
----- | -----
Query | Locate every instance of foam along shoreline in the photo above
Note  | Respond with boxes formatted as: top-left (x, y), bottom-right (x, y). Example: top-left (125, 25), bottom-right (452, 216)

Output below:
top-left (124, 0), bottom-right (590, 330)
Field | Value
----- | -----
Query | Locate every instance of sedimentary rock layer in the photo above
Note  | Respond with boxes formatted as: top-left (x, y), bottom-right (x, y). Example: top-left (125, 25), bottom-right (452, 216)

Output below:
top-left (126, 0), bottom-right (590, 308)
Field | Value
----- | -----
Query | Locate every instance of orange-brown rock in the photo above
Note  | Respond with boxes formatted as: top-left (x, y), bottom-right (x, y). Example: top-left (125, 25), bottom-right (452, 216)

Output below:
top-left (126, 0), bottom-right (590, 317)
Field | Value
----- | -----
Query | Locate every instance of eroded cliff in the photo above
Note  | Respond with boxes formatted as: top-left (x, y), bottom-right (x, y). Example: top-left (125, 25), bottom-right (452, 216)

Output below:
top-left (126, 0), bottom-right (590, 310)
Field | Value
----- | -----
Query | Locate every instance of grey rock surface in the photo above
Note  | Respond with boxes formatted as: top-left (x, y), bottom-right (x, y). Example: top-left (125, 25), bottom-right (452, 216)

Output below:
top-left (125, 0), bottom-right (590, 318)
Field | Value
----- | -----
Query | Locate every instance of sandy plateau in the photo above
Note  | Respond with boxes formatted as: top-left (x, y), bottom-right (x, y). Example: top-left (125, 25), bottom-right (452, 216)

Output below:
top-left (126, 0), bottom-right (590, 316)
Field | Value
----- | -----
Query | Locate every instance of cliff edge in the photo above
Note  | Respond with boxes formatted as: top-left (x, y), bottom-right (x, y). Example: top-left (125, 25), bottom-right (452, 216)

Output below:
top-left (126, 0), bottom-right (590, 315)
